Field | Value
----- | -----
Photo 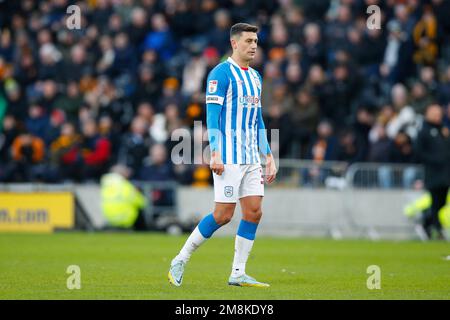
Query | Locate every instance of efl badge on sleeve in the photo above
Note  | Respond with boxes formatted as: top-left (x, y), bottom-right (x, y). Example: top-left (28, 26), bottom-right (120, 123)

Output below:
top-left (208, 80), bottom-right (218, 93)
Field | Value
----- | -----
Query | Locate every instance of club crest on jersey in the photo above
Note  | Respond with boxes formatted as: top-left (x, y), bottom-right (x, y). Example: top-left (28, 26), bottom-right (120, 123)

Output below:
top-left (224, 186), bottom-right (233, 197)
top-left (208, 80), bottom-right (218, 93)
top-left (253, 76), bottom-right (261, 88)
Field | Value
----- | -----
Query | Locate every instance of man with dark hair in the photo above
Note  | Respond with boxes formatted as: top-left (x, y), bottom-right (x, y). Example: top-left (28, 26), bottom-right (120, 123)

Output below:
top-left (229, 22), bottom-right (259, 38)
top-left (415, 104), bottom-right (450, 239)
top-left (168, 23), bottom-right (277, 287)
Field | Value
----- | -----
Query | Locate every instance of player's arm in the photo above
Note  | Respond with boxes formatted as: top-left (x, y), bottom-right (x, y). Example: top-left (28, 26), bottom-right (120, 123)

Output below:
top-left (207, 103), bottom-right (224, 175)
top-left (257, 107), bottom-right (277, 184)
top-left (206, 67), bottom-right (228, 176)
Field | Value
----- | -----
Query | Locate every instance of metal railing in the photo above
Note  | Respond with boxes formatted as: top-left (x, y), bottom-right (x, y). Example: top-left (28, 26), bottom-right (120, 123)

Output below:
top-left (269, 159), bottom-right (427, 239)
top-left (273, 159), bottom-right (349, 188)
top-left (271, 159), bottom-right (425, 190)
top-left (345, 163), bottom-right (424, 189)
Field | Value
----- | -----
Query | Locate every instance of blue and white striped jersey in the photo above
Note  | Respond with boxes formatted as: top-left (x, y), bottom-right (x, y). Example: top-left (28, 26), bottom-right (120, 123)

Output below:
top-left (205, 57), bottom-right (263, 165)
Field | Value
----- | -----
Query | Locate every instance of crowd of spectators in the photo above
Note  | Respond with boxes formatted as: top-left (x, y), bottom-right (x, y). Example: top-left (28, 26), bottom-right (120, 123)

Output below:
top-left (0, 0), bottom-right (450, 186)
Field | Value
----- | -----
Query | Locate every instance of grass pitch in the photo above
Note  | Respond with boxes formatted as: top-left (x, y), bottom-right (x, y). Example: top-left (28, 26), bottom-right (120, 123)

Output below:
top-left (0, 232), bottom-right (449, 300)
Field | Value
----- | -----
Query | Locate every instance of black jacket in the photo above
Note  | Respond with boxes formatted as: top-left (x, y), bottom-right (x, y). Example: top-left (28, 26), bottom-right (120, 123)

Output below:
top-left (415, 121), bottom-right (450, 189)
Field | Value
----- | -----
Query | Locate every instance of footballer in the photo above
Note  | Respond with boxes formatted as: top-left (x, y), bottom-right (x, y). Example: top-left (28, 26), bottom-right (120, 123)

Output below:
top-left (168, 23), bottom-right (277, 287)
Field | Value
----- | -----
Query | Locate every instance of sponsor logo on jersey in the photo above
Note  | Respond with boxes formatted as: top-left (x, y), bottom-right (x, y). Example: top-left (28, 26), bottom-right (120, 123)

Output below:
top-left (206, 95), bottom-right (224, 104)
top-left (239, 96), bottom-right (260, 105)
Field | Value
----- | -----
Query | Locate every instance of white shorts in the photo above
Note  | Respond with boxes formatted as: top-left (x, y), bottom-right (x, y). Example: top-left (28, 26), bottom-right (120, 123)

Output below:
top-left (212, 164), bottom-right (264, 203)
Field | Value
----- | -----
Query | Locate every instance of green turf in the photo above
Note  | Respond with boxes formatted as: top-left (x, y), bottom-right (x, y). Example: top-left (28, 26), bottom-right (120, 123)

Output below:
top-left (0, 232), bottom-right (449, 299)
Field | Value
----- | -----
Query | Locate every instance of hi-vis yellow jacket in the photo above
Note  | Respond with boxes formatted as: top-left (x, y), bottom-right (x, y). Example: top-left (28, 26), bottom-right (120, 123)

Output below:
top-left (404, 191), bottom-right (450, 228)
top-left (101, 173), bottom-right (146, 228)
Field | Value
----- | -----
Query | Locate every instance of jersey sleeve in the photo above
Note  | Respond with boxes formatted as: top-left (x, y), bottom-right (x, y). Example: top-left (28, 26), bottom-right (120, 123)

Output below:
top-left (257, 107), bottom-right (272, 156)
top-left (255, 70), bottom-right (271, 156)
top-left (206, 103), bottom-right (222, 152)
top-left (205, 66), bottom-right (229, 106)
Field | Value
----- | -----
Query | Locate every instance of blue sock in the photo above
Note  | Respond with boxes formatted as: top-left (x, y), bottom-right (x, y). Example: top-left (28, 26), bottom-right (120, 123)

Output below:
top-left (237, 219), bottom-right (258, 240)
top-left (198, 213), bottom-right (221, 238)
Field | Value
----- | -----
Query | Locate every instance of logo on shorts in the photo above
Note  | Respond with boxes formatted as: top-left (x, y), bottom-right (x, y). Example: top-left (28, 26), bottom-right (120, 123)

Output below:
top-left (224, 186), bottom-right (233, 198)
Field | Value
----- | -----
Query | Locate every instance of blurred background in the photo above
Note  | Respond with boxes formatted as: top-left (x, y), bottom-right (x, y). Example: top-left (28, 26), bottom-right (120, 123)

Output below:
top-left (0, 0), bottom-right (449, 240)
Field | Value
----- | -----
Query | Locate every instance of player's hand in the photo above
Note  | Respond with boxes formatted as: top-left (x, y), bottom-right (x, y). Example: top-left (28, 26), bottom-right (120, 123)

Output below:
top-left (210, 151), bottom-right (224, 176)
top-left (265, 154), bottom-right (277, 184)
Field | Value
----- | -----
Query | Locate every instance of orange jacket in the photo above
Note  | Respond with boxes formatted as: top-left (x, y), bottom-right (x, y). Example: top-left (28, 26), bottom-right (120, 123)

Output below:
top-left (11, 135), bottom-right (45, 163)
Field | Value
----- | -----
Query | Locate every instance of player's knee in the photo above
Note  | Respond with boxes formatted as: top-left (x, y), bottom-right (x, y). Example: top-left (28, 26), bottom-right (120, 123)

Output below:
top-left (244, 208), bottom-right (262, 223)
top-left (215, 213), bottom-right (233, 225)
top-left (213, 208), bottom-right (234, 225)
